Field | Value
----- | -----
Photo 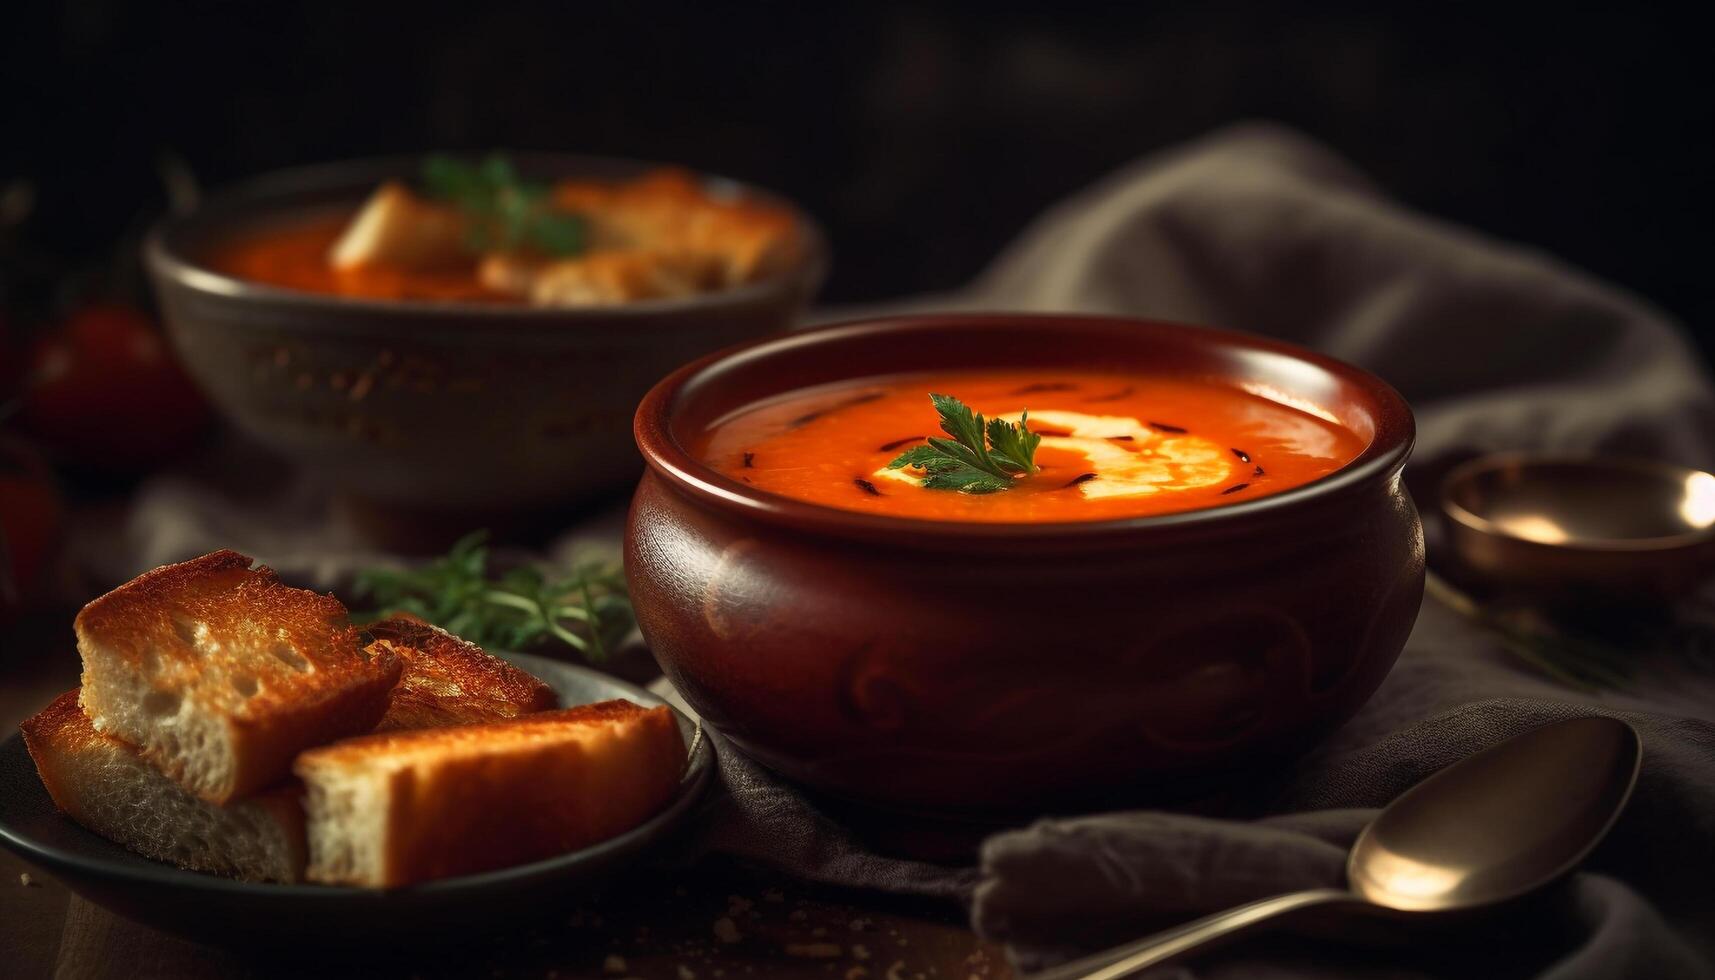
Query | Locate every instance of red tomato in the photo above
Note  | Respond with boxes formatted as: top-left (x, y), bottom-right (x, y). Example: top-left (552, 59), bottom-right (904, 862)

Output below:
top-left (0, 434), bottom-right (63, 621)
top-left (19, 305), bottom-right (210, 471)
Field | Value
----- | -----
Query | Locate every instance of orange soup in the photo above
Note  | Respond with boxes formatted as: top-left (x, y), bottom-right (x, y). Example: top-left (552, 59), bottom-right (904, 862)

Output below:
top-left (207, 166), bottom-right (800, 307)
top-left (697, 371), bottom-right (1366, 522)
top-left (212, 215), bottom-right (507, 302)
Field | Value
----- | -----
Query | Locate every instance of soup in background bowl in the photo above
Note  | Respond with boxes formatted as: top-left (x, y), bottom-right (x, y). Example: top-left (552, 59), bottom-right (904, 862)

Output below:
top-left (627, 313), bottom-right (1424, 815)
top-left (144, 154), bottom-right (825, 517)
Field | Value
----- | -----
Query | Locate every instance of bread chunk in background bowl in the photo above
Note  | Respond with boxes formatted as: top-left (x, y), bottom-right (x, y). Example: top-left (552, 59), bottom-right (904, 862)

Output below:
top-left (75, 550), bottom-right (401, 804)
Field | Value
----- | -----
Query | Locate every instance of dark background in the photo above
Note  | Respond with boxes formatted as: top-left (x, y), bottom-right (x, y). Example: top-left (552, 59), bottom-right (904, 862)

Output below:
top-left (3, 1), bottom-right (1710, 348)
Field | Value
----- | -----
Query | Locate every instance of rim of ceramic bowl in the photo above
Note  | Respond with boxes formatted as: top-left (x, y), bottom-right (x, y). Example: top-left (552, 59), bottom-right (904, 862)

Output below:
top-left (143, 152), bottom-right (829, 324)
top-left (1440, 451), bottom-right (1715, 553)
top-left (634, 312), bottom-right (1417, 545)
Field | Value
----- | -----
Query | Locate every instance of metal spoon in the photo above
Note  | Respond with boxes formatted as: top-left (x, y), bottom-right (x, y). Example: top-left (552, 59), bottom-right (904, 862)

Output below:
top-left (1031, 716), bottom-right (1642, 980)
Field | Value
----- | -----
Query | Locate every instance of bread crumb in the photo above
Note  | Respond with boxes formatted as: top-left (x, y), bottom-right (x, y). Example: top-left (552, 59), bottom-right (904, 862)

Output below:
top-left (762, 888), bottom-right (785, 902)
top-left (846, 969), bottom-right (870, 980)
top-left (849, 918), bottom-right (869, 932)
top-left (727, 895), bottom-right (754, 915)
top-left (885, 962), bottom-right (908, 980)
top-left (603, 955), bottom-right (628, 975)
top-left (18, 872), bottom-right (36, 887)
top-left (789, 909), bottom-right (808, 922)
top-left (852, 944), bottom-right (870, 961)
top-left (812, 926), bottom-right (827, 937)
top-left (677, 966), bottom-right (697, 980)
top-left (785, 943), bottom-right (842, 958)
top-left (713, 917), bottom-right (742, 944)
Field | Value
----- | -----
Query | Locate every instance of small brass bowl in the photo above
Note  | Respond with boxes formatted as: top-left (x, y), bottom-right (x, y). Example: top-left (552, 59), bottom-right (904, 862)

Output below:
top-left (1440, 453), bottom-right (1715, 599)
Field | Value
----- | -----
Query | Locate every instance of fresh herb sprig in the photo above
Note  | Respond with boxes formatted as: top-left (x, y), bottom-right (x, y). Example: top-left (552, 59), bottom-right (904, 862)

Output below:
top-left (1425, 571), bottom-right (1632, 692)
top-left (421, 154), bottom-right (588, 257)
top-left (887, 393), bottom-right (1041, 493)
top-left (353, 531), bottom-right (632, 661)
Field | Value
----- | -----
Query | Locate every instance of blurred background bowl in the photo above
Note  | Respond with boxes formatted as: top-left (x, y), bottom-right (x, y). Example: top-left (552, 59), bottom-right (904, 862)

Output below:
top-left (144, 154), bottom-right (825, 524)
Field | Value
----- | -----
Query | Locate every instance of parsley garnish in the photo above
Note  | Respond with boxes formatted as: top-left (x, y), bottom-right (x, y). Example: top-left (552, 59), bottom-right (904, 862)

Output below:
top-left (352, 531), bottom-right (632, 661)
top-left (420, 154), bottom-right (588, 257)
top-left (886, 393), bottom-right (1041, 493)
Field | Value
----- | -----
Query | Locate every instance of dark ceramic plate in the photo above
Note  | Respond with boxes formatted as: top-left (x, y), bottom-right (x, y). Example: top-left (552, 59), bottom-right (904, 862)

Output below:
top-left (0, 653), bottom-right (712, 949)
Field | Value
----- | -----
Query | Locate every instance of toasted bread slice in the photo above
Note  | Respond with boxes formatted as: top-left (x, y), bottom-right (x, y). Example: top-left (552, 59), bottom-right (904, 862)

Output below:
top-left (22, 691), bottom-right (306, 883)
top-left (76, 550), bottom-right (402, 804)
top-left (365, 617), bottom-right (557, 731)
top-left (295, 700), bottom-right (685, 887)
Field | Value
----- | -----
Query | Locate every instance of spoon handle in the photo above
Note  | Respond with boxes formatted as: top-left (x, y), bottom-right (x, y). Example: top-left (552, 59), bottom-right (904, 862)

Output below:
top-left (1028, 888), bottom-right (1353, 980)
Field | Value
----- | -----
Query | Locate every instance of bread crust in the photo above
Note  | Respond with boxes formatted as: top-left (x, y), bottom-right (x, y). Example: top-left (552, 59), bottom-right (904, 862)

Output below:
top-left (21, 690), bottom-right (307, 883)
top-left (365, 617), bottom-right (558, 731)
top-left (75, 550), bottom-right (402, 803)
top-left (296, 699), bottom-right (686, 887)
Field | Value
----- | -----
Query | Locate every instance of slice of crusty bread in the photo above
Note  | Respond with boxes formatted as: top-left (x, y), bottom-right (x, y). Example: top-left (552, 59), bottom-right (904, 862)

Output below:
top-left (22, 690), bottom-right (306, 883)
top-left (295, 700), bottom-right (686, 887)
top-left (365, 617), bottom-right (558, 731)
top-left (76, 550), bottom-right (402, 805)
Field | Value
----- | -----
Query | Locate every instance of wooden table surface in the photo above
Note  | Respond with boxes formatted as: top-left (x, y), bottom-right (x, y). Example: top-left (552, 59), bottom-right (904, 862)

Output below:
top-left (0, 611), bottom-right (1010, 980)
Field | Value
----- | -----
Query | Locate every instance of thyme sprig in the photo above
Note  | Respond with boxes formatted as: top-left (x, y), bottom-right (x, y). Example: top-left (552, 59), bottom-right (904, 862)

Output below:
top-left (1426, 572), bottom-right (1633, 692)
top-left (353, 531), bottom-right (631, 661)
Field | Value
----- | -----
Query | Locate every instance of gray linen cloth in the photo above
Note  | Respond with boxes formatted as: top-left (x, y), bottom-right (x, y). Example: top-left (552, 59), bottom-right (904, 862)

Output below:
top-left (89, 123), bottom-right (1715, 978)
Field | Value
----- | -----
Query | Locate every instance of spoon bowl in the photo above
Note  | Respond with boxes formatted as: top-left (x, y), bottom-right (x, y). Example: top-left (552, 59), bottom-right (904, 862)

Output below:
top-left (1441, 453), bottom-right (1715, 600)
top-left (1033, 716), bottom-right (1642, 980)
top-left (1348, 716), bottom-right (1641, 912)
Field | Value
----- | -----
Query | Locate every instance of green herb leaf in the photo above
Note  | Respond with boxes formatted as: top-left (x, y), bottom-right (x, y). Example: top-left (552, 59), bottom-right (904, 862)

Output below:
top-left (987, 409), bottom-right (1042, 474)
top-left (921, 465), bottom-right (1012, 493)
top-left (886, 393), bottom-right (1039, 493)
top-left (529, 211), bottom-right (587, 256)
top-left (420, 154), bottom-right (589, 258)
top-left (352, 531), bottom-right (631, 661)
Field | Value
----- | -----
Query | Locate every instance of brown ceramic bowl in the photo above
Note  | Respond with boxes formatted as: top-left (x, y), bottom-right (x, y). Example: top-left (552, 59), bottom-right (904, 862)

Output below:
top-left (628, 313), bottom-right (1425, 815)
top-left (145, 154), bottom-right (825, 515)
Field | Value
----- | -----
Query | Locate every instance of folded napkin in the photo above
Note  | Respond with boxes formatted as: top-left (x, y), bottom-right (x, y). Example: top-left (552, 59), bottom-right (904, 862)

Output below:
top-left (82, 123), bottom-right (1715, 978)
